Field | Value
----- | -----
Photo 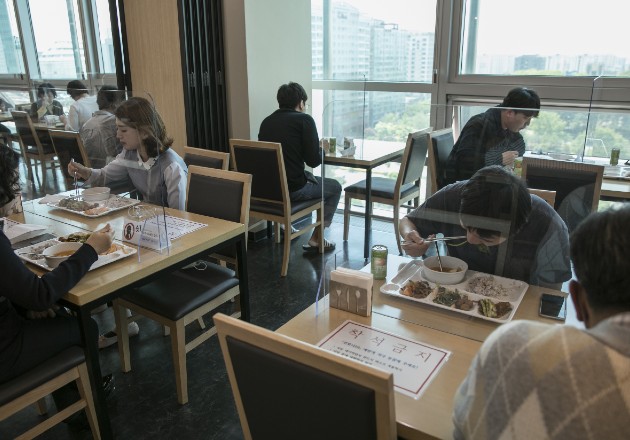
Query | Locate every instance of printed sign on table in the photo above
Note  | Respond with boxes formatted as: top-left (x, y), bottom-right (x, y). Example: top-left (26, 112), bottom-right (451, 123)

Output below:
top-left (318, 320), bottom-right (450, 399)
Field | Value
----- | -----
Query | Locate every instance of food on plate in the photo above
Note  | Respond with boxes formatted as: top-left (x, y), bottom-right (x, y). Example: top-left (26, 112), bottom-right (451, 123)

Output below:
top-left (454, 295), bottom-right (475, 311)
top-left (478, 298), bottom-right (513, 318)
top-left (84, 206), bottom-right (109, 216)
top-left (59, 232), bottom-right (91, 243)
top-left (400, 280), bottom-right (432, 299)
top-left (427, 265), bottom-right (462, 273)
top-left (58, 198), bottom-right (99, 212)
top-left (433, 286), bottom-right (462, 306)
top-left (468, 276), bottom-right (510, 299)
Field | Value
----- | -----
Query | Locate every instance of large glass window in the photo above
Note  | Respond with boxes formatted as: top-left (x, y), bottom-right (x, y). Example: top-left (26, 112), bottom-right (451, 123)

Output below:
top-left (30, 0), bottom-right (86, 79)
top-left (0, 0), bottom-right (24, 74)
top-left (461, 0), bottom-right (630, 77)
top-left (95, 0), bottom-right (116, 73)
top-left (312, 0), bottom-right (437, 82)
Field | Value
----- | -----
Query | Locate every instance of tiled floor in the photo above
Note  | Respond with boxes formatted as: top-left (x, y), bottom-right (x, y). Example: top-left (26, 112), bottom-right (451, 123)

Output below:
top-left (2, 160), bottom-right (404, 439)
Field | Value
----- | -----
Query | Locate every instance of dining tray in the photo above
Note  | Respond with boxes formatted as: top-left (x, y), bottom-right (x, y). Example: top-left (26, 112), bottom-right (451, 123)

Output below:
top-left (380, 260), bottom-right (528, 323)
top-left (47, 195), bottom-right (141, 218)
top-left (15, 238), bottom-right (137, 271)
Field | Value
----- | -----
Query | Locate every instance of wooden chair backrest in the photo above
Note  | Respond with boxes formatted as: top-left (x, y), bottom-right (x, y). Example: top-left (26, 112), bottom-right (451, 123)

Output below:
top-left (183, 146), bottom-right (229, 170)
top-left (427, 128), bottom-right (454, 194)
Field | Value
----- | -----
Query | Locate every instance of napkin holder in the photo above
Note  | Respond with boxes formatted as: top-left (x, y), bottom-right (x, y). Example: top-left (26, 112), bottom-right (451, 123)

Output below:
top-left (122, 215), bottom-right (171, 251)
top-left (329, 267), bottom-right (373, 316)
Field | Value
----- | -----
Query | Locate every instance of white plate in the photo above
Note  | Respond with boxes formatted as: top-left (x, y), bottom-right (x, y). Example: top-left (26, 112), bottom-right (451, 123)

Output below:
top-left (47, 195), bottom-right (140, 218)
top-left (380, 259), bottom-right (528, 323)
top-left (15, 238), bottom-right (137, 271)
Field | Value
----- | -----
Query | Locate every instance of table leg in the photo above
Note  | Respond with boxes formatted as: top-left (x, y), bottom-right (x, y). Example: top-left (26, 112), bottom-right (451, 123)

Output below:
top-left (76, 306), bottom-right (113, 439)
top-left (236, 233), bottom-right (250, 321)
top-left (364, 169), bottom-right (372, 260)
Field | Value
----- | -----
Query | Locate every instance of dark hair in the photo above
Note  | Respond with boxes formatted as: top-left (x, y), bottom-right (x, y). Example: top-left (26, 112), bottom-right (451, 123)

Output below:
top-left (115, 97), bottom-right (173, 157)
top-left (0, 147), bottom-right (20, 207)
top-left (500, 87), bottom-right (540, 117)
top-left (97, 85), bottom-right (125, 111)
top-left (66, 80), bottom-right (89, 99)
top-left (277, 82), bottom-right (308, 109)
top-left (570, 205), bottom-right (630, 311)
top-left (459, 166), bottom-right (532, 238)
top-left (36, 82), bottom-right (57, 99)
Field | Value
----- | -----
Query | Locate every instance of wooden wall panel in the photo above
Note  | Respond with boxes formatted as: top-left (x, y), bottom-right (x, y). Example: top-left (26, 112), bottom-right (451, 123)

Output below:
top-left (122, 0), bottom-right (186, 155)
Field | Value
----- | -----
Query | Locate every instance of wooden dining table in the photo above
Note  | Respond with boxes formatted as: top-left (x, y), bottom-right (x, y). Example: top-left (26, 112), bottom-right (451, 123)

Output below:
top-left (277, 254), bottom-right (575, 439)
top-left (9, 198), bottom-right (250, 439)
top-left (323, 139), bottom-right (406, 259)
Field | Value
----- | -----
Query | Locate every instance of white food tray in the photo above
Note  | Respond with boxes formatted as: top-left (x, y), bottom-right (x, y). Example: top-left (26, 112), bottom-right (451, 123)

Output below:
top-left (15, 238), bottom-right (137, 271)
top-left (380, 260), bottom-right (528, 323)
top-left (47, 195), bottom-right (140, 218)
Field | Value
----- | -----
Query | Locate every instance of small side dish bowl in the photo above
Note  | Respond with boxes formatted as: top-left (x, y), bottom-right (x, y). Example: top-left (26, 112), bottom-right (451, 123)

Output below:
top-left (422, 255), bottom-right (468, 284)
top-left (42, 242), bottom-right (83, 268)
top-left (82, 187), bottom-right (111, 202)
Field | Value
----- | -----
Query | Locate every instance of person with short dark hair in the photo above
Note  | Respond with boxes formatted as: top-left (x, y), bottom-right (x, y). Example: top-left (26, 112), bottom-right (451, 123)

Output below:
top-left (0, 147), bottom-right (21, 216)
top-left (80, 85), bottom-right (126, 168)
top-left (61, 80), bottom-right (98, 131)
top-left (69, 96), bottom-right (188, 210)
top-left (399, 166), bottom-right (570, 288)
top-left (30, 82), bottom-right (64, 121)
top-left (258, 81), bottom-right (342, 252)
top-left (453, 205), bottom-right (630, 439)
top-left (445, 87), bottom-right (541, 185)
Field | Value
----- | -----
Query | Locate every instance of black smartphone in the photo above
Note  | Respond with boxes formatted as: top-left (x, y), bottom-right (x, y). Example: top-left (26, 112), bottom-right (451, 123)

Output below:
top-left (539, 293), bottom-right (567, 321)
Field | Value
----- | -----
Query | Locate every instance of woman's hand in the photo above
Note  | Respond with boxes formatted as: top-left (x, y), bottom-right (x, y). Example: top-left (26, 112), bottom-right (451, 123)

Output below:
top-left (85, 224), bottom-right (115, 255)
top-left (401, 230), bottom-right (434, 257)
top-left (68, 160), bottom-right (91, 180)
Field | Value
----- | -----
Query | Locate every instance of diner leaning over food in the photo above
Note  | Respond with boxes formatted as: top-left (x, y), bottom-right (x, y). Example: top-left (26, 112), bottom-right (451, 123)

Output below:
top-left (399, 166), bottom-right (570, 289)
top-left (68, 96), bottom-right (188, 210)
top-left (0, 145), bottom-right (116, 425)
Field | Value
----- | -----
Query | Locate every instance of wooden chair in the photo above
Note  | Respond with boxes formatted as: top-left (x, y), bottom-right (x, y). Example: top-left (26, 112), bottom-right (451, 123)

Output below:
top-left (229, 139), bottom-right (324, 277)
top-left (343, 130), bottom-right (430, 255)
top-left (48, 129), bottom-right (91, 181)
top-left (427, 128), bottom-right (455, 195)
top-left (11, 110), bottom-right (58, 189)
top-left (522, 157), bottom-right (604, 232)
top-left (113, 167), bottom-right (252, 404)
top-left (528, 188), bottom-right (556, 206)
top-left (183, 146), bottom-right (229, 170)
top-left (0, 346), bottom-right (100, 440)
top-left (214, 313), bottom-right (397, 440)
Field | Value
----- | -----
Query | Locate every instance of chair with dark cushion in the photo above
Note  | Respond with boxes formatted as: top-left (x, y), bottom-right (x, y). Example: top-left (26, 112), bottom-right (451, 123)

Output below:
top-left (343, 129), bottom-right (430, 255)
top-left (48, 129), bottom-right (91, 181)
top-left (182, 146), bottom-right (229, 170)
top-left (214, 313), bottom-right (397, 440)
top-left (11, 110), bottom-right (58, 189)
top-left (113, 166), bottom-right (251, 404)
top-left (522, 156), bottom-right (604, 232)
top-left (0, 346), bottom-right (100, 439)
top-left (427, 128), bottom-right (455, 194)
top-left (229, 139), bottom-right (323, 277)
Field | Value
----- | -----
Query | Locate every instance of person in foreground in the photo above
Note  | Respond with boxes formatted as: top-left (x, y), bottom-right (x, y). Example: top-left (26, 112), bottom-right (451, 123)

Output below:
top-left (444, 87), bottom-right (540, 185)
top-left (80, 85), bottom-right (126, 168)
top-left (452, 205), bottom-right (630, 439)
top-left (0, 147), bottom-right (114, 425)
top-left (399, 166), bottom-right (570, 288)
top-left (258, 81), bottom-right (342, 252)
top-left (68, 96), bottom-right (188, 210)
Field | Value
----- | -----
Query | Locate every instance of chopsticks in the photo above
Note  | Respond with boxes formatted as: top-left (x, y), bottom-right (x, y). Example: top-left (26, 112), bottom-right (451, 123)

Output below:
top-left (71, 159), bottom-right (78, 197)
top-left (401, 235), bottom-right (466, 246)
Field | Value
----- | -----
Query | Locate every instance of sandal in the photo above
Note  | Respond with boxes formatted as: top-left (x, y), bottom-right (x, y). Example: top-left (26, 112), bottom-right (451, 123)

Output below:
top-left (302, 238), bottom-right (336, 252)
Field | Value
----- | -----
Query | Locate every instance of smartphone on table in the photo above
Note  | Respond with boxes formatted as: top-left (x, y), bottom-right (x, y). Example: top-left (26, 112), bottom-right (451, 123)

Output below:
top-left (539, 293), bottom-right (567, 321)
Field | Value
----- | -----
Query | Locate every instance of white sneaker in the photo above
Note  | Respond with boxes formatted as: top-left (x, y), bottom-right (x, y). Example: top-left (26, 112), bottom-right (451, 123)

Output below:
top-left (98, 322), bottom-right (140, 349)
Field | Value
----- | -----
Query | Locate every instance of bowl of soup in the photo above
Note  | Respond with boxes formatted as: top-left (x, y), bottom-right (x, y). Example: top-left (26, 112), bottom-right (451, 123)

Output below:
top-left (42, 242), bottom-right (83, 268)
top-left (422, 256), bottom-right (468, 284)
top-left (82, 186), bottom-right (111, 202)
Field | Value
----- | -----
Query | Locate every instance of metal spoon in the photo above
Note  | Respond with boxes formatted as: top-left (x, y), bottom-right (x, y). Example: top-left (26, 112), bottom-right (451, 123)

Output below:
top-left (434, 241), bottom-right (444, 272)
